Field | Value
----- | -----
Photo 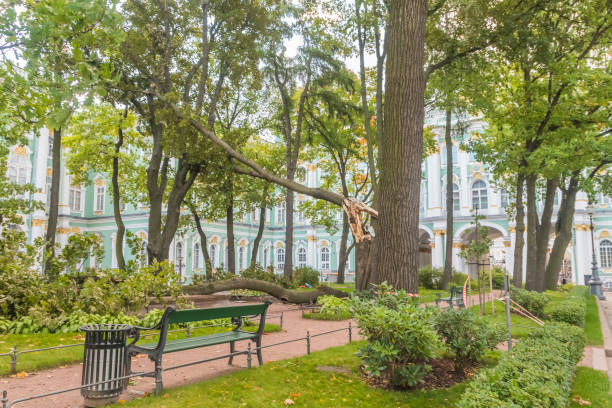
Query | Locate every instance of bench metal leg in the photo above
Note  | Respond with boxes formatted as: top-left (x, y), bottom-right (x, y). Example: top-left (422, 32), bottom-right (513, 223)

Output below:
top-left (154, 359), bottom-right (163, 396)
top-left (255, 339), bottom-right (263, 366)
top-left (228, 341), bottom-right (235, 365)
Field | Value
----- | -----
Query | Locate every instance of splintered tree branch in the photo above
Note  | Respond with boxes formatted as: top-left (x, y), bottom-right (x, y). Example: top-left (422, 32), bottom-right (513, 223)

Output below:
top-left (156, 91), bottom-right (379, 242)
top-left (184, 278), bottom-right (349, 303)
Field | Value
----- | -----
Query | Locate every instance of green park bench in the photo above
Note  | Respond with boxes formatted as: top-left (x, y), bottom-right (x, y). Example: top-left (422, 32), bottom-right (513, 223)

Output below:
top-left (435, 286), bottom-right (465, 309)
top-left (126, 302), bottom-right (271, 394)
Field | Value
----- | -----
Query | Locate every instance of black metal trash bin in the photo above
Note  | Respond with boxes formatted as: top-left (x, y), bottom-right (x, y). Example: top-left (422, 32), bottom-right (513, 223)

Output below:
top-left (80, 324), bottom-right (131, 407)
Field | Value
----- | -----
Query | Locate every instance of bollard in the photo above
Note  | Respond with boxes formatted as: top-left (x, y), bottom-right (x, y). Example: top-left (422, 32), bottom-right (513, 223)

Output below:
top-left (247, 343), bottom-right (252, 368)
top-left (280, 312), bottom-right (284, 329)
top-left (186, 325), bottom-right (191, 338)
top-left (306, 331), bottom-right (311, 355)
top-left (2, 390), bottom-right (7, 408)
top-left (504, 275), bottom-right (512, 352)
top-left (9, 346), bottom-right (17, 374)
top-left (337, 308), bottom-right (341, 320)
top-left (348, 322), bottom-right (352, 343)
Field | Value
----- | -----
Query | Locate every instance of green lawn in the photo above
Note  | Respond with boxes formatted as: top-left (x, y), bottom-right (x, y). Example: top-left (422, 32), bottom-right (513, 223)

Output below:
top-left (0, 323), bottom-right (280, 376)
top-left (118, 341), bottom-right (500, 408)
top-left (584, 294), bottom-right (604, 346)
top-left (468, 300), bottom-right (541, 339)
top-left (569, 367), bottom-right (611, 408)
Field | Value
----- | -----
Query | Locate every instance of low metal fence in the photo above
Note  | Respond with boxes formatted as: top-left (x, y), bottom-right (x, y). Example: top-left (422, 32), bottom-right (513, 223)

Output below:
top-left (0, 313), bottom-right (283, 375)
top-left (0, 321), bottom-right (353, 408)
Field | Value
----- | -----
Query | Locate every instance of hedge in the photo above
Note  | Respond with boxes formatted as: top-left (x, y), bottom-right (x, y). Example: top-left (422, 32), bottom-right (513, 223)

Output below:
top-left (457, 323), bottom-right (585, 408)
top-left (550, 287), bottom-right (588, 327)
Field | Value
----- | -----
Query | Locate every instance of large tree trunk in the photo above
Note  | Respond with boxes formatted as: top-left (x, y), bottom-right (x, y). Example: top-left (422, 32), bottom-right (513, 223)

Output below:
top-left (372, 0), bottom-right (426, 292)
top-left (442, 109), bottom-right (453, 289)
top-left (284, 187), bottom-right (294, 279)
top-left (534, 177), bottom-right (558, 291)
top-left (250, 202), bottom-right (267, 268)
top-left (544, 177), bottom-right (578, 290)
top-left (185, 278), bottom-right (349, 304)
top-left (44, 128), bottom-right (62, 277)
top-left (226, 191), bottom-right (235, 274)
top-left (337, 212), bottom-right (350, 284)
top-left (513, 173), bottom-right (525, 288)
top-left (112, 115), bottom-right (127, 271)
top-left (188, 201), bottom-right (213, 279)
top-left (524, 174), bottom-right (538, 290)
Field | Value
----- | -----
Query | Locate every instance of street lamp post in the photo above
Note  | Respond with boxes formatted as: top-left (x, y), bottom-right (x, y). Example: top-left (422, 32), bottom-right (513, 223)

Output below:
top-left (177, 255), bottom-right (185, 283)
top-left (585, 204), bottom-right (605, 300)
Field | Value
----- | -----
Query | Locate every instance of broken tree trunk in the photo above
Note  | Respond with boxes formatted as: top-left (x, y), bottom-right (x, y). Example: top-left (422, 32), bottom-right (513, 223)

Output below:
top-left (184, 278), bottom-right (349, 304)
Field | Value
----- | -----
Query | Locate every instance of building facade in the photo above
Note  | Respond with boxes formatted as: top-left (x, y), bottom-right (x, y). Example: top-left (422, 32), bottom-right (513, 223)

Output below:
top-left (6, 123), bottom-right (612, 287)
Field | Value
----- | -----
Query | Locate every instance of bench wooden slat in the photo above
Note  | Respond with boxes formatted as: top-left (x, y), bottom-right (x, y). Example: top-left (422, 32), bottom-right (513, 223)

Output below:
top-left (136, 331), bottom-right (256, 353)
top-left (168, 304), bottom-right (268, 324)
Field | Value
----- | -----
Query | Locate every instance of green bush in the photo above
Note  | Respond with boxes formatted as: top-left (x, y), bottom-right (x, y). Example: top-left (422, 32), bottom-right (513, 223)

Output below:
top-left (550, 286), bottom-right (588, 327)
top-left (510, 288), bottom-right (550, 318)
top-left (434, 308), bottom-right (504, 373)
top-left (490, 267), bottom-right (507, 289)
top-left (451, 271), bottom-right (470, 287)
top-left (239, 264), bottom-right (294, 288)
top-left (310, 295), bottom-right (351, 320)
top-left (292, 266), bottom-right (320, 287)
top-left (418, 266), bottom-right (444, 289)
top-left (458, 323), bottom-right (585, 408)
top-left (350, 283), bottom-right (440, 388)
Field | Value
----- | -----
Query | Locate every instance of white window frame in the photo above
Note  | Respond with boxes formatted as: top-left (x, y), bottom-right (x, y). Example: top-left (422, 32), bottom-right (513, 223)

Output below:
top-left (69, 181), bottom-right (82, 212)
top-left (320, 247), bottom-right (330, 270)
top-left (276, 202), bottom-right (286, 225)
top-left (95, 184), bottom-right (106, 212)
top-left (239, 246), bottom-right (246, 271)
top-left (193, 242), bottom-right (201, 270)
top-left (600, 239), bottom-right (612, 269)
top-left (8, 154), bottom-right (29, 186)
top-left (471, 180), bottom-right (488, 210)
top-left (276, 247), bottom-right (285, 270)
top-left (210, 243), bottom-right (218, 269)
top-left (297, 247), bottom-right (307, 267)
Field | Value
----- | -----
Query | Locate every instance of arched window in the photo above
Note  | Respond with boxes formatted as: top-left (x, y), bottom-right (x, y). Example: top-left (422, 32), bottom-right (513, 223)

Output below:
top-left (500, 189), bottom-right (509, 208)
top-left (175, 242), bottom-right (183, 263)
top-left (600, 240), bottom-right (612, 268)
top-left (210, 244), bottom-right (218, 269)
top-left (263, 247), bottom-right (269, 268)
top-left (8, 155), bottom-right (28, 185)
top-left (276, 202), bottom-right (286, 225)
top-left (276, 247), bottom-right (285, 270)
top-left (320, 247), bottom-right (330, 270)
top-left (239, 246), bottom-right (246, 271)
top-left (442, 183), bottom-right (460, 212)
top-left (194, 242), bottom-right (200, 270)
top-left (297, 247), bottom-right (307, 267)
top-left (471, 180), bottom-right (488, 210)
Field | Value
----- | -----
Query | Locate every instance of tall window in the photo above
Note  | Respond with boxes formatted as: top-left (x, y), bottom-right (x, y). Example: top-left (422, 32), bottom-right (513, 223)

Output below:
top-left (297, 247), bottom-right (307, 267)
top-left (276, 202), bottom-right (286, 225)
top-left (263, 247), bottom-right (269, 268)
top-left (194, 242), bottom-right (200, 270)
top-left (500, 189), bottom-right (509, 208)
top-left (442, 145), bottom-right (458, 165)
top-left (471, 180), bottom-right (488, 210)
top-left (320, 247), bottom-right (330, 270)
top-left (276, 247), bottom-right (285, 270)
top-left (45, 173), bottom-right (52, 209)
top-left (8, 155), bottom-right (28, 185)
top-left (48, 136), bottom-right (54, 157)
top-left (600, 240), bottom-right (612, 268)
top-left (296, 200), bottom-right (305, 223)
top-left (175, 242), bottom-right (183, 262)
top-left (69, 183), bottom-right (82, 212)
top-left (210, 244), bottom-right (218, 269)
top-left (239, 246), bottom-right (246, 271)
top-left (95, 185), bottom-right (105, 212)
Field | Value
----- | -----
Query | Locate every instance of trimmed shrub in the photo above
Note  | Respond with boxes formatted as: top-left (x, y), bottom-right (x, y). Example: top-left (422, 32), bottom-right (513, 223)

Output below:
top-left (458, 323), bottom-right (585, 408)
top-left (550, 286), bottom-right (588, 327)
top-left (418, 266), bottom-right (444, 289)
top-left (350, 283), bottom-right (441, 388)
top-left (292, 267), bottom-right (320, 287)
top-left (303, 295), bottom-right (351, 320)
top-left (510, 288), bottom-right (550, 318)
top-left (434, 308), bottom-right (504, 373)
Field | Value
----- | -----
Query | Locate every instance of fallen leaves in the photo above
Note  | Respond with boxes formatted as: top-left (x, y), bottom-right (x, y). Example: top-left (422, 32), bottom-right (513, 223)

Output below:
top-left (572, 395), bottom-right (592, 406)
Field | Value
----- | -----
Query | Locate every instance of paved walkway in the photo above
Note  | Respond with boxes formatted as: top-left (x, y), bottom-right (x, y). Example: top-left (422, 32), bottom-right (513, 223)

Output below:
top-left (0, 291), bottom-right (500, 407)
top-left (594, 296), bottom-right (612, 389)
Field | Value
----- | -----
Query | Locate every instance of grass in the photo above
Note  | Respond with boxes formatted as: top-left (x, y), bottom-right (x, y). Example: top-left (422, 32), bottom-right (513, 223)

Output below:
top-left (0, 323), bottom-right (280, 376)
top-left (302, 310), bottom-right (352, 321)
top-left (118, 341), bottom-right (500, 408)
top-left (583, 294), bottom-right (604, 346)
top-left (468, 300), bottom-right (541, 339)
top-left (569, 367), bottom-right (611, 408)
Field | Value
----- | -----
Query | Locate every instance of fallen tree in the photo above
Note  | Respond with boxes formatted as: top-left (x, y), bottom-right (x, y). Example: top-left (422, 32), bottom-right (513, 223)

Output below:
top-left (183, 278), bottom-right (350, 304)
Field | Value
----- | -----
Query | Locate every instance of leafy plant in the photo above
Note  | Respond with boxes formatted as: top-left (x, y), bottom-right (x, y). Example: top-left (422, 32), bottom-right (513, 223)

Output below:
top-left (549, 287), bottom-right (588, 327)
top-left (418, 266), bottom-right (443, 289)
top-left (313, 295), bottom-right (351, 320)
top-left (292, 267), bottom-right (320, 287)
top-left (434, 308), bottom-right (504, 374)
top-left (350, 283), bottom-right (441, 388)
top-left (510, 288), bottom-right (551, 318)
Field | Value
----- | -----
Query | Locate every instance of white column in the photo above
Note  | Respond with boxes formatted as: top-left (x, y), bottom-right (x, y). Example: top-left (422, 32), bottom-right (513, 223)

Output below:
top-left (504, 238), bottom-right (513, 274)
top-left (432, 230), bottom-right (444, 268)
top-left (575, 226), bottom-right (588, 285)
top-left (575, 191), bottom-right (588, 211)
top-left (427, 151), bottom-right (441, 217)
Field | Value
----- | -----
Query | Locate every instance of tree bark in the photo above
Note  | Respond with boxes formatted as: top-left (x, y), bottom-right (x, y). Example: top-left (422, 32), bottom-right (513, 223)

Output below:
top-left (284, 188), bottom-right (294, 279)
top-left (534, 177), bottom-right (558, 291)
top-left (188, 201), bottom-right (213, 279)
top-left (44, 127), bottom-right (62, 276)
top-left (112, 116), bottom-right (126, 271)
top-left (226, 187), bottom-right (235, 274)
top-left (442, 108), bottom-right (453, 289)
top-left (372, 0), bottom-right (426, 292)
top-left (185, 278), bottom-right (349, 304)
top-left (524, 174), bottom-right (538, 290)
top-left (337, 212), bottom-right (350, 284)
top-left (512, 173), bottom-right (525, 288)
top-left (544, 177), bottom-right (578, 290)
top-left (250, 202), bottom-right (267, 268)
